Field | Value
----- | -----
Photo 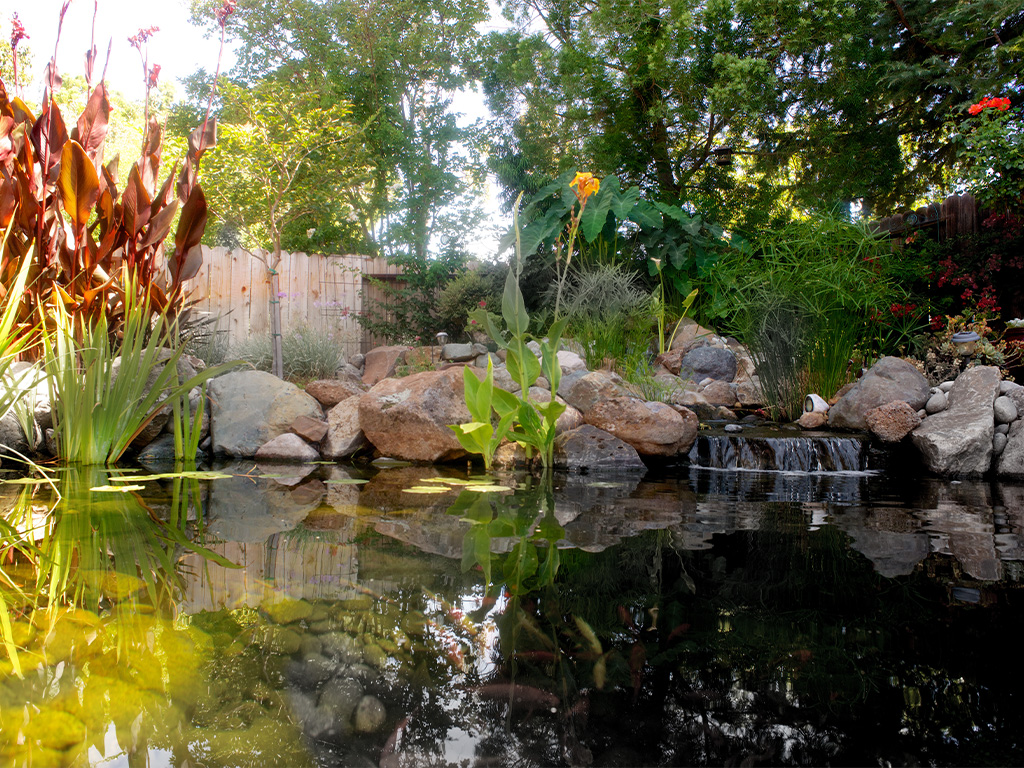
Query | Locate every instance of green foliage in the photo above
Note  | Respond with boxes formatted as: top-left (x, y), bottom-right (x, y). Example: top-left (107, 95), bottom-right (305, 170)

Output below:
top-left (229, 326), bottom-right (345, 381)
top-left (561, 263), bottom-right (653, 372)
top-left (434, 266), bottom-right (506, 341)
top-left (949, 102), bottom-right (1023, 212)
top-left (356, 250), bottom-right (468, 343)
top-left (449, 360), bottom-right (520, 470)
top-left (704, 216), bottom-right (902, 418)
top-left (43, 294), bottom-right (240, 465)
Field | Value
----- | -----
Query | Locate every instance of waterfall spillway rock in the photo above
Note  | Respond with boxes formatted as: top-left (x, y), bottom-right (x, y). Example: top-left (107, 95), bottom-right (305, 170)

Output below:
top-left (688, 429), bottom-right (869, 472)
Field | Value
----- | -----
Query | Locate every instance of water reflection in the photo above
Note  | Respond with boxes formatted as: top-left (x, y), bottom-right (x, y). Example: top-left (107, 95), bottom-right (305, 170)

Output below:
top-left (0, 463), bottom-right (1023, 766)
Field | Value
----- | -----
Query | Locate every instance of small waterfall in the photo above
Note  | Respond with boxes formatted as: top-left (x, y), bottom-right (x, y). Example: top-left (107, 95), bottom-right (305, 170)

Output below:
top-left (688, 431), bottom-right (868, 472)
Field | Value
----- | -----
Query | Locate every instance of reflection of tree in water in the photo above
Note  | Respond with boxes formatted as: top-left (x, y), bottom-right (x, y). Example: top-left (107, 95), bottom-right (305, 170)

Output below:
top-left (475, 500), bottom-right (1024, 766)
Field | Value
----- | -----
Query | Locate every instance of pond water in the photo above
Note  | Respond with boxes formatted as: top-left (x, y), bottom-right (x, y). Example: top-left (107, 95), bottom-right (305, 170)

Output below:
top-left (1, 455), bottom-right (1023, 767)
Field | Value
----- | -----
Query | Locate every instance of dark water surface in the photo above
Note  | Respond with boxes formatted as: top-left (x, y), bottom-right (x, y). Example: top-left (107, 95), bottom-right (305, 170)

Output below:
top-left (1, 459), bottom-right (1022, 767)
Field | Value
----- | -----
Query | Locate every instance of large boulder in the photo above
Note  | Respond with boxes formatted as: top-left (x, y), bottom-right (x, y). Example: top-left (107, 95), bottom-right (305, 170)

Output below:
top-left (362, 346), bottom-right (411, 387)
top-left (559, 370), bottom-right (631, 414)
top-left (828, 357), bottom-right (930, 430)
top-left (583, 397), bottom-right (698, 456)
top-left (358, 367), bottom-right (470, 462)
top-left (321, 395), bottom-right (370, 459)
top-left (209, 370), bottom-right (325, 457)
top-left (911, 366), bottom-right (1000, 477)
top-left (554, 425), bottom-right (647, 472)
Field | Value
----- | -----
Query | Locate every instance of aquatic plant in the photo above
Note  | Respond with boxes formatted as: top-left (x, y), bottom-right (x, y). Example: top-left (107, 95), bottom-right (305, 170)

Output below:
top-left (449, 358), bottom-right (520, 470)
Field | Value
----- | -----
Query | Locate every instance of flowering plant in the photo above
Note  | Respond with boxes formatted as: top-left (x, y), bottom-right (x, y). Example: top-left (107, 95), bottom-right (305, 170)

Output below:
top-left (953, 95), bottom-right (1022, 210)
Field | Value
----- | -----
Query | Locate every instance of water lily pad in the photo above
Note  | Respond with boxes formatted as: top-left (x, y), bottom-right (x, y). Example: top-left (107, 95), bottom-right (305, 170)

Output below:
top-left (465, 485), bottom-right (513, 493)
top-left (402, 486), bottom-right (453, 494)
top-left (420, 478), bottom-right (488, 486)
top-left (372, 458), bottom-right (413, 468)
top-left (2, 477), bottom-right (56, 485)
top-left (110, 471), bottom-right (234, 482)
top-left (325, 478), bottom-right (370, 485)
top-left (90, 484), bottom-right (146, 492)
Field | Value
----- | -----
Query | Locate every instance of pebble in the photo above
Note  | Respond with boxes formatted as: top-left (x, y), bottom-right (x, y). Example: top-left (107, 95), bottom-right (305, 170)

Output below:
top-left (996, 423), bottom-right (1010, 435)
top-left (925, 391), bottom-right (947, 414)
top-left (354, 695), bottom-right (387, 733)
top-left (724, 424), bottom-right (743, 433)
top-left (994, 432), bottom-right (1008, 455)
top-left (939, 380), bottom-right (955, 392)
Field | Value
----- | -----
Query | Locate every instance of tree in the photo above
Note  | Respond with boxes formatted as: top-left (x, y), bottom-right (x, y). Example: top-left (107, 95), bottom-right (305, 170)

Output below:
top-left (189, 0), bottom-right (489, 261)
top-left (479, 0), bottom-right (1023, 224)
top-left (199, 78), bottom-right (370, 376)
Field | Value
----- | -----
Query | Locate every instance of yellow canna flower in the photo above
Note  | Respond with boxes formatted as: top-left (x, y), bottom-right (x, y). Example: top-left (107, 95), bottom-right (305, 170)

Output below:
top-left (570, 172), bottom-right (600, 203)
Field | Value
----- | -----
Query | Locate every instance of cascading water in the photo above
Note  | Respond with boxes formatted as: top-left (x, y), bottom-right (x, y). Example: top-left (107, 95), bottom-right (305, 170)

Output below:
top-left (687, 429), bottom-right (869, 472)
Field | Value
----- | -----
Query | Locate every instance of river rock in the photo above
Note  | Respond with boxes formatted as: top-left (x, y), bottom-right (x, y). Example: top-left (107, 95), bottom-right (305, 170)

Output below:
top-left (668, 318), bottom-right (717, 352)
top-left (557, 350), bottom-right (589, 374)
top-left (559, 370), bottom-right (631, 414)
top-left (305, 375), bottom-right (368, 408)
top-left (255, 433), bottom-right (321, 462)
top-left (354, 695), bottom-right (386, 733)
top-left (358, 367), bottom-right (470, 462)
top-left (997, 419), bottom-right (1024, 477)
top-left (994, 432), bottom-right (1008, 455)
top-left (291, 415), bottom-right (328, 442)
top-left (797, 411), bottom-right (828, 430)
top-left (864, 401), bottom-right (921, 443)
top-left (554, 424), bottom-right (647, 471)
top-left (584, 397), bottom-right (697, 456)
top-left (994, 396), bottom-right (1018, 424)
top-left (209, 371), bottom-right (325, 457)
top-left (362, 345), bottom-right (411, 386)
top-left (321, 395), bottom-right (370, 459)
top-left (911, 365), bottom-right (1000, 477)
top-left (441, 343), bottom-right (476, 362)
top-left (925, 391), bottom-right (948, 414)
top-left (678, 347), bottom-right (737, 383)
top-left (828, 357), bottom-right (930, 431)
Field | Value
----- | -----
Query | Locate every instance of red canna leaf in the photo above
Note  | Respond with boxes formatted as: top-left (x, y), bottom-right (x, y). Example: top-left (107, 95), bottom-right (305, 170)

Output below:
top-left (172, 186), bottom-right (207, 282)
top-left (74, 82), bottom-right (110, 158)
top-left (57, 140), bottom-right (100, 241)
top-left (122, 164), bottom-right (152, 237)
top-left (139, 198), bottom-right (178, 249)
top-left (30, 99), bottom-right (68, 174)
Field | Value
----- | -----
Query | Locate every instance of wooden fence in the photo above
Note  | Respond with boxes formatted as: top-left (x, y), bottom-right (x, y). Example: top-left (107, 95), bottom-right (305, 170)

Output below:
top-left (184, 247), bottom-right (404, 357)
top-left (871, 194), bottom-right (980, 240)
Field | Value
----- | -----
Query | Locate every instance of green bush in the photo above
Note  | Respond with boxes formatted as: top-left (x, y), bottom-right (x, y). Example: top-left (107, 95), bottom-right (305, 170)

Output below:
top-left (230, 327), bottom-right (345, 382)
top-left (702, 215), bottom-right (907, 419)
top-left (435, 265), bottom-right (506, 341)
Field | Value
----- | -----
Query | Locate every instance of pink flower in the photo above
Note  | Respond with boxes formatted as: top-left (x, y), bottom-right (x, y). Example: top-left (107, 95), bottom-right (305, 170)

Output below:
top-left (128, 26), bottom-right (159, 49)
top-left (478, 300), bottom-right (486, 308)
top-left (10, 13), bottom-right (28, 51)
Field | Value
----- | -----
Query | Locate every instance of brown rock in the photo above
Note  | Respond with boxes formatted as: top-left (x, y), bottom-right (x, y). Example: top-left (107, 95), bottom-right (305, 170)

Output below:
top-left (654, 349), bottom-right (687, 375)
top-left (306, 375), bottom-right (368, 407)
top-left (797, 411), bottom-right (828, 430)
top-left (865, 400), bottom-right (922, 443)
top-left (828, 357), bottom-right (930, 430)
top-left (358, 367), bottom-right (470, 462)
top-left (322, 395), bottom-right (370, 459)
top-left (559, 370), bottom-right (631, 414)
top-left (583, 397), bottom-right (697, 456)
top-left (701, 380), bottom-right (737, 406)
top-left (362, 345), bottom-right (412, 387)
top-left (291, 414), bottom-right (329, 442)
top-left (668, 317), bottom-right (717, 352)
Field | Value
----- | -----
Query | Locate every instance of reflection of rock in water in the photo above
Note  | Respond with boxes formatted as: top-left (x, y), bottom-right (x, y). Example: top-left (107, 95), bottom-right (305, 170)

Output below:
top-left (835, 507), bottom-right (930, 578)
top-left (688, 432), bottom-right (869, 472)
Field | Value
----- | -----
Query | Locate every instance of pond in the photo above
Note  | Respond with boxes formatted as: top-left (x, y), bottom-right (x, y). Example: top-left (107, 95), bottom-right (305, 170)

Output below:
top-left (0, 455), bottom-right (1022, 767)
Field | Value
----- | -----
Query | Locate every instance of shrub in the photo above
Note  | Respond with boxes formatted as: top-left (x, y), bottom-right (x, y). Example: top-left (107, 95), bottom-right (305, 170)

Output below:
top-left (230, 327), bottom-right (345, 381)
top-left (435, 265), bottom-right (506, 341)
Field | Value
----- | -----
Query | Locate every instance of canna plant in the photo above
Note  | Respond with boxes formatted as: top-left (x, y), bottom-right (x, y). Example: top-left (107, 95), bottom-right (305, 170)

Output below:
top-left (449, 358), bottom-right (520, 470)
top-left (460, 193), bottom-right (569, 470)
top-left (0, 3), bottom-right (219, 340)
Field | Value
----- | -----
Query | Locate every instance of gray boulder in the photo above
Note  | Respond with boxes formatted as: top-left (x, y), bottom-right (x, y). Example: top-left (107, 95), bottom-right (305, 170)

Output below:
top-left (911, 366), bottom-right (1000, 477)
top-left (678, 346), bottom-right (738, 383)
top-left (256, 433), bottom-right (321, 462)
top-left (209, 370), bottom-right (325, 457)
top-left (554, 424), bottom-right (647, 472)
top-left (829, 357), bottom-right (930, 430)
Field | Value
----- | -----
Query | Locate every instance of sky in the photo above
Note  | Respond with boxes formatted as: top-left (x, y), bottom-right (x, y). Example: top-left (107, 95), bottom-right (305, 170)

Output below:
top-left (9, 0), bottom-right (232, 102)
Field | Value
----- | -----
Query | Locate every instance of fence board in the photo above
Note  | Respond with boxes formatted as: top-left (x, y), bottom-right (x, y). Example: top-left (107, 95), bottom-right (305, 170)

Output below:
top-left (185, 246), bottom-right (404, 359)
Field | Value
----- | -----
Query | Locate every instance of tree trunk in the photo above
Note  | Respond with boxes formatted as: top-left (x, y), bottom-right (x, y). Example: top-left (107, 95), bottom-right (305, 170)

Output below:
top-left (270, 245), bottom-right (284, 379)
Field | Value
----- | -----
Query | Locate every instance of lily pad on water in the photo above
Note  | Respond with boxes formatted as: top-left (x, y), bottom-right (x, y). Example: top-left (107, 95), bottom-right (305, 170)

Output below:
top-left (372, 458), bottom-right (413, 468)
top-left (402, 486), bottom-right (454, 495)
top-left (109, 471), bottom-right (234, 482)
top-left (2, 477), bottom-right (57, 485)
top-left (420, 478), bottom-right (491, 486)
top-left (465, 485), bottom-right (513, 493)
top-left (325, 478), bottom-right (370, 485)
top-left (90, 485), bottom-right (147, 493)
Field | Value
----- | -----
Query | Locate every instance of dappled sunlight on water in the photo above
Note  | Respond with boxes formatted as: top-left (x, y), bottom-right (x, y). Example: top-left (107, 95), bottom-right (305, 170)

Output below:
top-left (1, 462), bottom-right (1023, 766)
